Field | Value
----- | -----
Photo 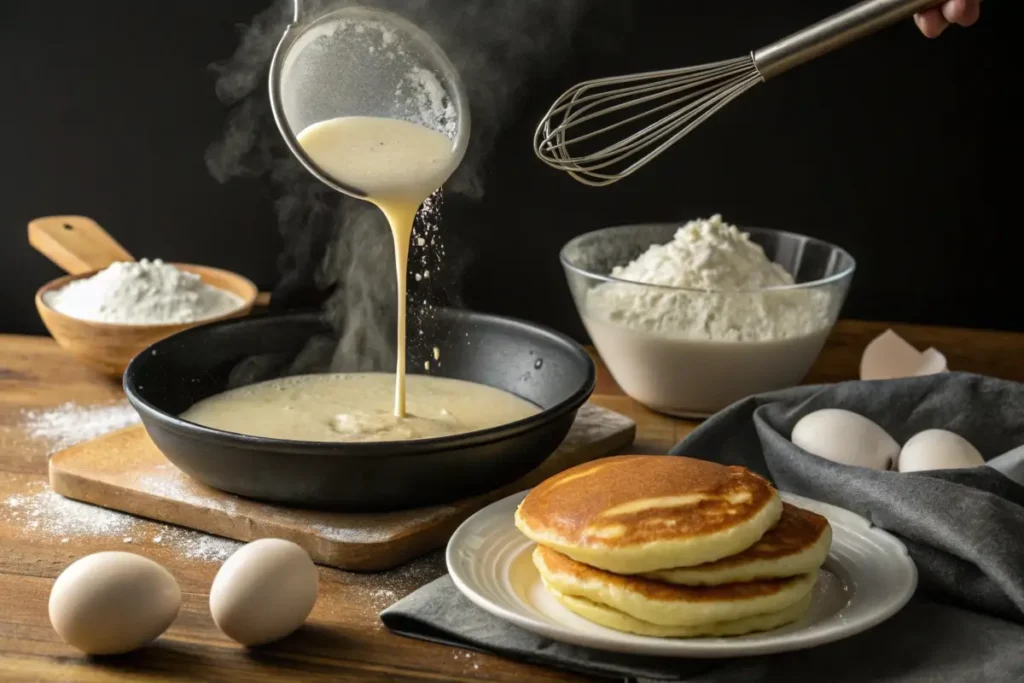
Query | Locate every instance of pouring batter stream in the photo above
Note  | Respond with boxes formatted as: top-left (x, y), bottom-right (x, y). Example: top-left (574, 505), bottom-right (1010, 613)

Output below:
top-left (296, 116), bottom-right (457, 418)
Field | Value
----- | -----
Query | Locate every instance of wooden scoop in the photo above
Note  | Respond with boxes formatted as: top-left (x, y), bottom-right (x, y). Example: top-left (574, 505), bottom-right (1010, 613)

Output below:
top-left (30, 215), bottom-right (271, 305)
top-left (28, 215), bottom-right (135, 274)
top-left (30, 215), bottom-right (262, 377)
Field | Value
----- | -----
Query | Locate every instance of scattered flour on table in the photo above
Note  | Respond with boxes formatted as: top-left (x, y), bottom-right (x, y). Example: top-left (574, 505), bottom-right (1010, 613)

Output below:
top-left (311, 502), bottom-right (456, 546)
top-left (21, 401), bottom-right (140, 455)
top-left (3, 483), bottom-right (240, 562)
top-left (585, 214), bottom-right (833, 342)
top-left (360, 551), bottom-right (447, 613)
top-left (453, 649), bottom-right (481, 673)
top-left (16, 403), bottom-right (240, 561)
top-left (5, 486), bottom-right (134, 537)
top-left (172, 532), bottom-right (241, 562)
top-left (43, 258), bottom-right (244, 324)
top-left (312, 523), bottom-right (395, 545)
top-left (136, 468), bottom-right (240, 515)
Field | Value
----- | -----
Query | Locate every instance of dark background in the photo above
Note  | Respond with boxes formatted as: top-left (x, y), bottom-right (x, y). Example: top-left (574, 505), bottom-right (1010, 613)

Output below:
top-left (1, 1), bottom-right (1012, 341)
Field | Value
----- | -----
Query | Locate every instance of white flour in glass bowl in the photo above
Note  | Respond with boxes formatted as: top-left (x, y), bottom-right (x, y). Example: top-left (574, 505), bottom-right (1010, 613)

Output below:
top-left (580, 215), bottom-right (843, 417)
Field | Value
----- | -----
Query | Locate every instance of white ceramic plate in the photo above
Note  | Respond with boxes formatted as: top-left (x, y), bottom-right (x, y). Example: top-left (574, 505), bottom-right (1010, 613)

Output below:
top-left (447, 490), bottom-right (917, 658)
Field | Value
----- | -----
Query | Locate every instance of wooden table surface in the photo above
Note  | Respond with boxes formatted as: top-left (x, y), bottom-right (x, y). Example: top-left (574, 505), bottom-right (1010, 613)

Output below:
top-left (1, 320), bottom-right (1021, 682)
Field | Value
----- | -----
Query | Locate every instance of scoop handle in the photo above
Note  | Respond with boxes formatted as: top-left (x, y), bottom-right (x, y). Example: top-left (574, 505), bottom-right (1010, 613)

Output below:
top-left (28, 215), bottom-right (135, 275)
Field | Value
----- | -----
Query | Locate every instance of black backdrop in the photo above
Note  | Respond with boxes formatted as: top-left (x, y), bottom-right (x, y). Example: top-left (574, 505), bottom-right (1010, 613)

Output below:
top-left (1, 1), bottom-right (1013, 341)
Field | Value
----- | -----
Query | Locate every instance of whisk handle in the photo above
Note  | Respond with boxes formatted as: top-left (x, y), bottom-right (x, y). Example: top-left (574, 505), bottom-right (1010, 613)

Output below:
top-left (753, 0), bottom-right (943, 80)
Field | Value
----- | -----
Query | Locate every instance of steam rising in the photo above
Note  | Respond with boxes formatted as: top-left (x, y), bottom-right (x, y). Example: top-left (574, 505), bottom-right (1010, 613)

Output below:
top-left (206, 0), bottom-right (591, 371)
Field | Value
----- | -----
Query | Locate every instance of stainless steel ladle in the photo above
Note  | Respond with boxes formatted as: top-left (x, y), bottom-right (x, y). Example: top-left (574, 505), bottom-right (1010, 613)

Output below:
top-left (269, 0), bottom-right (471, 198)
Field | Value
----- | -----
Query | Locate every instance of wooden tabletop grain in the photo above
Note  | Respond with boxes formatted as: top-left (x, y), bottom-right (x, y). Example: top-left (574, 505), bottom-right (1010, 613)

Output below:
top-left (1, 320), bottom-right (1021, 682)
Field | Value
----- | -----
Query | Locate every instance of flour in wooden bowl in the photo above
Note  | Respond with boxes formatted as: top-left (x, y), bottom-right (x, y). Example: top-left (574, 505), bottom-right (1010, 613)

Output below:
top-left (44, 259), bottom-right (244, 324)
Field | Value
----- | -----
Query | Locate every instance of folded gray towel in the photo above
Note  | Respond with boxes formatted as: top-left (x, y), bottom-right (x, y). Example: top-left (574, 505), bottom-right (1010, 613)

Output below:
top-left (381, 372), bottom-right (1024, 681)
top-left (674, 371), bottom-right (1024, 622)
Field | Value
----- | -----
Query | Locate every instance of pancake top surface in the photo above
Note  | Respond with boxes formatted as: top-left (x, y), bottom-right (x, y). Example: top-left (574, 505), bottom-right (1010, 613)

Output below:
top-left (535, 545), bottom-right (806, 603)
top-left (699, 503), bottom-right (829, 569)
top-left (517, 455), bottom-right (778, 549)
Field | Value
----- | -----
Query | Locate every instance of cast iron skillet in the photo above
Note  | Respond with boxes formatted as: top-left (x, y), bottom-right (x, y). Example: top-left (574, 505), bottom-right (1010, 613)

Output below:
top-left (123, 308), bottom-right (596, 511)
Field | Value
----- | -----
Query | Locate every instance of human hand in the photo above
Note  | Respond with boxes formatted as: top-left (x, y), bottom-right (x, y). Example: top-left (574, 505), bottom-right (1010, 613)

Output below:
top-left (914, 0), bottom-right (981, 38)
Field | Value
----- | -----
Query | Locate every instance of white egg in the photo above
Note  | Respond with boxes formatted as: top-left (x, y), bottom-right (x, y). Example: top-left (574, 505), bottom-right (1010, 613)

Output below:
top-left (48, 552), bottom-right (181, 655)
top-left (898, 429), bottom-right (985, 473)
top-left (791, 409), bottom-right (899, 470)
top-left (209, 538), bottom-right (319, 646)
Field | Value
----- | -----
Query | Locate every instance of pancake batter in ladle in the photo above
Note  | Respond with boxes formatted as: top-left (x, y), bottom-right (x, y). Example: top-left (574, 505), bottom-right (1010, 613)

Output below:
top-left (296, 116), bottom-right (458, 417)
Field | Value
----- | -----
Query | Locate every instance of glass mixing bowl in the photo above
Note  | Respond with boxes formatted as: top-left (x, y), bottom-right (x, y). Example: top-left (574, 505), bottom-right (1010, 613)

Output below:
top-left (561, 224), bottom-right (856, 418)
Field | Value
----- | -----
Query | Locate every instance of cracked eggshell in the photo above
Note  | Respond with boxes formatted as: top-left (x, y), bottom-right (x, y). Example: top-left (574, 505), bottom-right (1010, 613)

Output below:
top-left (898, 429), bottom-right (985, 473)
top-left (209, 538), bottom-right (319, 647)
top-left (860, 329), bottom-right (947, 381)
top-left (791, 409), bottom-right (900, 470)
top-left (48, 552), bottom-right (181, 655)
top-left (916, 348), bottom-right (948, 375)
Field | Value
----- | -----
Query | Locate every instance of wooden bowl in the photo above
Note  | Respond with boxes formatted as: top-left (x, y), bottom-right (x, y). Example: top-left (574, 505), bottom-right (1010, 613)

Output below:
top-left (35, 263), bottom-right (259, 378)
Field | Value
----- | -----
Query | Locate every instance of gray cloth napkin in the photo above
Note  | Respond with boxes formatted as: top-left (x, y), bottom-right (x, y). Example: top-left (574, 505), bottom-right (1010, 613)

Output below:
top-left (674, 371), bottom-right (1024, 622)
top-left (381, 575), bottom-right (715, 681)
top-left (381, 372), bottom-right (1024, 681)
top-left (381, 579), bottom-right (1024, 682)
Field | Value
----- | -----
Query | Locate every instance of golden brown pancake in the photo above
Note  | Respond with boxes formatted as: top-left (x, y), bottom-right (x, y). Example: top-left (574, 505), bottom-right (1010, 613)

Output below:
top-left (515, 455), bottom-right (782, 573)
top-left (645, 503), bottom-right (832, 585)
top-left (534, 545), bottom-right (817, 627)
top-left (548, 584), bottom-right (813, 637)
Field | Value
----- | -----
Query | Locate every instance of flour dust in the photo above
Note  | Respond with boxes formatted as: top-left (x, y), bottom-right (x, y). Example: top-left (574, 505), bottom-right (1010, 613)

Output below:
top-left (3, 482), bottom-right (240, 563)
top-left (20, 401), bottom-right (141, 455)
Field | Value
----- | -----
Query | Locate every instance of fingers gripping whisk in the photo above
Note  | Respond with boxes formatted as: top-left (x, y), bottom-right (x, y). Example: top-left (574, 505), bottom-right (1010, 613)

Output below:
top-left (533, 56), bottom-right (763, 187)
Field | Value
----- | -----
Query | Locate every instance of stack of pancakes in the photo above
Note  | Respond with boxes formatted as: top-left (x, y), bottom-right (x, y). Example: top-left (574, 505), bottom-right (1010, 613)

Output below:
top-left (514, 455), bottom-right (831, 637)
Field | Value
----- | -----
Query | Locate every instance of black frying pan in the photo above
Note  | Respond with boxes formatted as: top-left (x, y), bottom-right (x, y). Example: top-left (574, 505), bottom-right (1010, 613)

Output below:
top-left (123, 308), bottom-right (595, 511)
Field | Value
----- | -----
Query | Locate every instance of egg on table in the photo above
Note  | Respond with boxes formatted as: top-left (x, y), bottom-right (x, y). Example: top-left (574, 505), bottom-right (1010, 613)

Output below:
top-left (791, 408), bottom-right (900, 470)
top-left (898, 429), bottom-right (985, 473)
top-left (49, 552), bottom-right (181, 655)
top-left (209, 538), bottom-right (319, 647)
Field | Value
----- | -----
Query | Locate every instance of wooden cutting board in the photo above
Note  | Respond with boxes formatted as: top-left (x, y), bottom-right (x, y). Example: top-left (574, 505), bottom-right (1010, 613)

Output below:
top-left (48, 402), bottom-right (635, 571)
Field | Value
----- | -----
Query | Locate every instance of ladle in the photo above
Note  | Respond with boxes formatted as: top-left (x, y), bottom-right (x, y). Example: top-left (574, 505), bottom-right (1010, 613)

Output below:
top-left (269, 0), bottom-right (471, 197)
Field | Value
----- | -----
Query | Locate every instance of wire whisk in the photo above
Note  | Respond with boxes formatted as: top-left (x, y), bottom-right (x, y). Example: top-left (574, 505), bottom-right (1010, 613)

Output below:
top-left (534, 0), bottom-right (947, 187)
